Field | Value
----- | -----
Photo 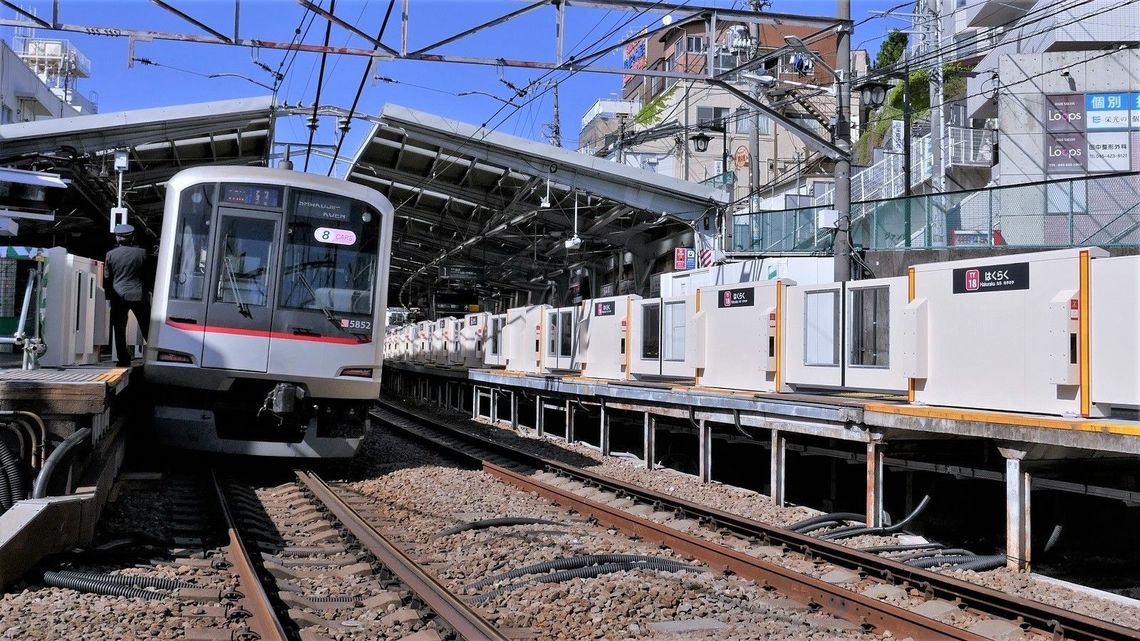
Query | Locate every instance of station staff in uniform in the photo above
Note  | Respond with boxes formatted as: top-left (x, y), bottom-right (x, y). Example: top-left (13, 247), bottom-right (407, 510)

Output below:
top-left (104, 224), bottom-right (153, 367)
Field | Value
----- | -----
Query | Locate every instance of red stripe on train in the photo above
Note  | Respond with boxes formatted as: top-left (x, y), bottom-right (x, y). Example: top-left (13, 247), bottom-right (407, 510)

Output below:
top-left (164, 320), bottom-right (371, 345)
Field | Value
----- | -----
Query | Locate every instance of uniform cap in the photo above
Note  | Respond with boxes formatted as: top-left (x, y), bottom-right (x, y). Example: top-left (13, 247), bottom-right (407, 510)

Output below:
top-left (113, 223), bottom-right (135, 236)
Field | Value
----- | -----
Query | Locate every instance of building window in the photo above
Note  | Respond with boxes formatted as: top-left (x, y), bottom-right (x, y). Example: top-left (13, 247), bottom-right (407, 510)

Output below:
top-left (674, 40), bottom-right (683, 59)
top-left (734, 108), bottom-right (751, 134)
top-left (696, 106), bottom-right (729, 128)
top-left (714, 52), bottom-right (738, 74)
top-left (758, 114), bottom-right (771, 135)
top-left (686, 36), bottom-right (707, 53)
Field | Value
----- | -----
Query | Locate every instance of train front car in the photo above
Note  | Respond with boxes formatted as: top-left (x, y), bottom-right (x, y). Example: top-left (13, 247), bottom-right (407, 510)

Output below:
top-left (145, 166), bottom-right (394, 457)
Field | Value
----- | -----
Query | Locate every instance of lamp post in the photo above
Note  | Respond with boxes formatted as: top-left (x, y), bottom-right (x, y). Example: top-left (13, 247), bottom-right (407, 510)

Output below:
top-left (689, 117), bottom-right (730, 188)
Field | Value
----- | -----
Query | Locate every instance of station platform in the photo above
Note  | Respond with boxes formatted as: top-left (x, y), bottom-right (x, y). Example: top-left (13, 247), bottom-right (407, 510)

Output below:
top-left (383, 360), bottom-right (1140, 571)
top-left (0, 359), bottom-right (137, 588)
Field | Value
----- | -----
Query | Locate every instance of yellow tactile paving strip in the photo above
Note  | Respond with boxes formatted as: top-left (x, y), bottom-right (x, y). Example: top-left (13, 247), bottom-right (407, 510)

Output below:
top-left (864, 402), bottom-right (1140, 438)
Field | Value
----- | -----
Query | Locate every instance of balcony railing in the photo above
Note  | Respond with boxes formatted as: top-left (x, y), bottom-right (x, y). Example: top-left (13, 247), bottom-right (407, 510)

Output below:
top-left (812, 126), bottom-right (994, 207)
top-left (732, 171), bottom-right (1140, 253)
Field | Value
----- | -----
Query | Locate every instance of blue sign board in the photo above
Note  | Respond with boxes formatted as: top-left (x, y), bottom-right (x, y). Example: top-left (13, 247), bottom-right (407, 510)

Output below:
top-left (1086, 93), bottom-right (1130, 130)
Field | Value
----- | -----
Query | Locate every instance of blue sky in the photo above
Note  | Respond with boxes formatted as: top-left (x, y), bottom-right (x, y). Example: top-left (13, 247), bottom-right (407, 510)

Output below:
top-left (4, 0), bottom-right (903, 175)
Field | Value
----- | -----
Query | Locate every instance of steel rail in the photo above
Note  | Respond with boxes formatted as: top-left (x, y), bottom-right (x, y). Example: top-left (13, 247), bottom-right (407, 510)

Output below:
top-left (295, 470), bottom-right (510, 641)
top-left (374, 400), bottom-right (1140, 641)
top-left (209, 470), bottom-right (290, 641)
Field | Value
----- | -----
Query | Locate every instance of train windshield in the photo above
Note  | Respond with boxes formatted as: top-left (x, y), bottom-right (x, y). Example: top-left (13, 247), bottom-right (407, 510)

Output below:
top-left (279, 189), bottom-right (380, 316)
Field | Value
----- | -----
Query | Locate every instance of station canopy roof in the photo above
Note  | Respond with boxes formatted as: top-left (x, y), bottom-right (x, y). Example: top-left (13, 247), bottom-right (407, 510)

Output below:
top-left (347, 104), bottom-right (727, 296)
top-left (0, 96), bottom-right (274, 239)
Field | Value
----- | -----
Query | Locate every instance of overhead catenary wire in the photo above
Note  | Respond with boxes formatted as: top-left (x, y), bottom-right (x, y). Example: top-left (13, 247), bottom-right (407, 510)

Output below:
top-left (304, 0), bottom-right (336, 172)
top-left (327, 0), bottom-right (398, 176)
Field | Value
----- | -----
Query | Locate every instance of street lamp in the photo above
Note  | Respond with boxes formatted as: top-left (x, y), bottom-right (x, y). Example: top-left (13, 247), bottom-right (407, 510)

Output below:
top-left (689, 132), bottom-right (711, 153)
top-left (689, 119), bottom-right (730, 187)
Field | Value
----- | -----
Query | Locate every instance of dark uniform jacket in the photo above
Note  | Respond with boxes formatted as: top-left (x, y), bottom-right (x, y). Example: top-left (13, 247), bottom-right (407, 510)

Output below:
top-left (104, 245), bottom-right (151, 302)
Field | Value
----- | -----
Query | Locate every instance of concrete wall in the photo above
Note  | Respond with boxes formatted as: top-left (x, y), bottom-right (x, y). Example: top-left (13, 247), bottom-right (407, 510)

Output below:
top-left (996, 49), bottom-right (1140, 186)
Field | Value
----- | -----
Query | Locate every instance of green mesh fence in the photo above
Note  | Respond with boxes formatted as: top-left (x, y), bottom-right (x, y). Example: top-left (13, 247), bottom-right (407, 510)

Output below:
top-left (733, 172), bottom-right (1140, 252)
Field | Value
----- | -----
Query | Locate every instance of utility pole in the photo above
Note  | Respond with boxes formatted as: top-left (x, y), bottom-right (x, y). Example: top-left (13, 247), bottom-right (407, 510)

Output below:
top-left (748, 0), bottom-right (762, 216)
top-left (683, 82), bottom-right (691, 180)
top-left (928, 0), bottom-right (947, 244)
top-left (833, 0), bottom-right (853, 282)
top-left (551, 1), bottom-right (564, 147)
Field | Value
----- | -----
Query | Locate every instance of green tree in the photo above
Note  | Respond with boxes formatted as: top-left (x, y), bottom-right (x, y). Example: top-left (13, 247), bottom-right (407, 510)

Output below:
top-left (875, 30), bottom-right (908, 69)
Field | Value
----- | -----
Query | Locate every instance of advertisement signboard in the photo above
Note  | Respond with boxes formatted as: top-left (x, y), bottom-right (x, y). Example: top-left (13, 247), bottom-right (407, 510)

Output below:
top-left (1046, 132), bottom-right (1087, 173)
top-left (1086, 93), bottom-right (1130, 130)
top-left (1046, 94), bottom-right (1084, 133)
top-left (1087, 131), bottom-right (1131, 172)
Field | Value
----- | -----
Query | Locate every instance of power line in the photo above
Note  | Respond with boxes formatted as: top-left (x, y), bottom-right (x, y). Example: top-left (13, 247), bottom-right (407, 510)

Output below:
top-left (304, 0), bottom-right (336, 172)
top-left (327, 0), bottom-right (397, 176)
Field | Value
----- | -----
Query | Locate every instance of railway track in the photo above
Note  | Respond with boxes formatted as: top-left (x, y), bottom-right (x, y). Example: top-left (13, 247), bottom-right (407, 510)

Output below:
top-left (215, 471), bottom-right (508, 641)
top-left (372, 399), bottom-right (1140, 641)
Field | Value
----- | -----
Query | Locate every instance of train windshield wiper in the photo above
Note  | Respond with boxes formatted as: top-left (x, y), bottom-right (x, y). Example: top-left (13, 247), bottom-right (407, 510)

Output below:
top-left (222, 256), bottom-right (251, 317)
top-left (296, 271), bottom-right (351, 334)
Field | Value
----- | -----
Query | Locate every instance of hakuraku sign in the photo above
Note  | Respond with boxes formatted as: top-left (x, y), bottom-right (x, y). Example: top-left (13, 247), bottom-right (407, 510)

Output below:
top-left (718, 287), bottom-right (755, 308)
top-left (952, 262), bottom-right (1030, 294)
top-left (594, 301), bottom-right (616, 316)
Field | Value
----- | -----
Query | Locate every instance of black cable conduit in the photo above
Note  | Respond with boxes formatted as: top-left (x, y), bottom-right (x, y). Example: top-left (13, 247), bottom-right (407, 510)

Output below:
top-left (32, 428), bottom-right (91, 499)
top-left (41, 571), bottom-right (168, 600)
top-left (438, 517), bottom-right (564, 537)
top-left (471, 559), bottom-right (702, 603)
top-left (50, 570), bottom-right (194, 590)
top-left (947, 555), bottom-right (1006, 572)
top-left (787, 511), bottom-right (865, 532)
top-left (894, 548), bottom-right (977, 563)
top-left (466, 554), bottom-right (694, 590)
top-left (0, 442), bottom-right (17, 511)
top-left (858, 542), bottom-right (945, 554)
top-left (906, 554), bottom-right (986, 569)
top-left (821, 495), bottom-right (932, 541)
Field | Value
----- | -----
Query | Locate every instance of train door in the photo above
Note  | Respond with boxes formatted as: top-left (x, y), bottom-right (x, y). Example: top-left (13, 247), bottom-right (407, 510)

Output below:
top-left (543, 307), bottom-right (577, 370)
top-left (201, 208), bottom-right (280, 371)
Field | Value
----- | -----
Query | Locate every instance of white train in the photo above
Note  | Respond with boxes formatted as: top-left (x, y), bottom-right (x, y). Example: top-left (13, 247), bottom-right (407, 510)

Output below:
top-left (145, 166), bottom-right (394, 457)
top-left (386, 248), bottom-right (1140, 420)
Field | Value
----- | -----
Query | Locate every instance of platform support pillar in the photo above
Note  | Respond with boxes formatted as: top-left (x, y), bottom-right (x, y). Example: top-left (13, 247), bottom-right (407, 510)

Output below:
top-left (866, 435), bottom-right (885, 527)
top-left (490, 389), bottom-right (498, 423)
top-left (999, 446), bottom-right (1032, 571)
top-left (770, 429), bottom-right (786, 506)
top-left (510, 392), bottom-right (519, 431)
top-left (471, 387), bottom-right (479, 421)
top-left (698, 418), bottom-right (711, 484)
top-left (599, 402), bottom-right (611, 456)
top-left (643, 413), bottom-right (655, 470)
top-left (565, 400), bottom-right (575, 443)
top-left (535, 395), bottom-right (544, 438)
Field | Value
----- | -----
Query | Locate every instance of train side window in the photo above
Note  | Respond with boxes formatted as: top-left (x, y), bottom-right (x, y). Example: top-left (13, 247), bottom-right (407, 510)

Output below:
top-left (804, 290), bottom-right (840, 367)
top-left (641, 303), bottom-right (661, 360)
top-left (170, 184), bottom-right (213, 301)
top-left (849, 286), bottom-right (889, 368)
